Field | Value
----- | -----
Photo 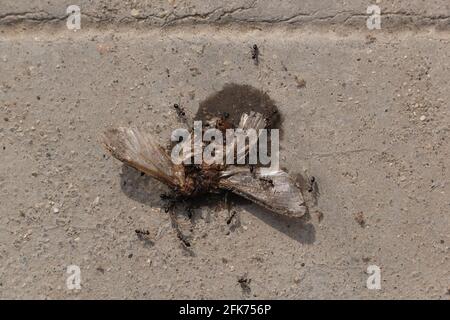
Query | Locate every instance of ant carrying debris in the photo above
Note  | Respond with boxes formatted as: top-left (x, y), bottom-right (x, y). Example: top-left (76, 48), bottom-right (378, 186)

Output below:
top-left (251, 44), bottom-right (259, 65)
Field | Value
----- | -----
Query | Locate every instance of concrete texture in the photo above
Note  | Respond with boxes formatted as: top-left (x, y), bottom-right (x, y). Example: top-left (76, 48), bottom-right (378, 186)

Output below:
top-left (0, 1), bottom-right (449, 300)
top-left (1, 1), bottom-right (450, 30)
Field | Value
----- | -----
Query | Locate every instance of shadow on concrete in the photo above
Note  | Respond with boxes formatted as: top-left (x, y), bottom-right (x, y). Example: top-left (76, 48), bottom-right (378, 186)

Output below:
top-left (119, 164), bottom-right (315, 244)
top-left (227, 193), bottom-right (316, 245)
top-left (119, 165), bottom-right (168, 207)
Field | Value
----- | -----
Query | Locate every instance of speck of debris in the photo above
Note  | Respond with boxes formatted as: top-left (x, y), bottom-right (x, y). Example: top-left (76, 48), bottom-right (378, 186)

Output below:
top-left (238, 274), bottom-right (251, 295)
top-left (316, 211), bottom-right (324, 223)
top-left (96, 266), bottom-right (105, 274)
top-left (354, 211), bottom-right (365, 227)
top-left (365, 35), bottom-right (377, 44)
top-left (92, 196), bottom-right (100, 206)
top-left (295, 76), bottom-right (306, 88)
top-left (128, 253), bottom-right (133, 259)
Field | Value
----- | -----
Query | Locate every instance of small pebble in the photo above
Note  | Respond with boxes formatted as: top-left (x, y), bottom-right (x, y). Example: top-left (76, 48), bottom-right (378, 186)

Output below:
top-left (92, 196), bottom-right (100, 206)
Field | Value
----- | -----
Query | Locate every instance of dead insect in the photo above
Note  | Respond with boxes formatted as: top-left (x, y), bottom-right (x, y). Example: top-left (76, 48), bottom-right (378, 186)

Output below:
top-left (251, 44), bottom-right (259, 65)
top-left (100, 111), bottom-right (307, 218)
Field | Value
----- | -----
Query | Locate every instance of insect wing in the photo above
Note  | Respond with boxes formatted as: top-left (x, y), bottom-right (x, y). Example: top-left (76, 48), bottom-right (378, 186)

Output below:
top-left (219, 167), bottom-right (307, 217)
top-left (100, 127), bottom-right (184, 189)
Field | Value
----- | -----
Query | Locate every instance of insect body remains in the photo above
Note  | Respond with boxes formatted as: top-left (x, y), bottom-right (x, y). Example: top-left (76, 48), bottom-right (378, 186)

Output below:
top-left (100, 111), bottom-right (307, 217)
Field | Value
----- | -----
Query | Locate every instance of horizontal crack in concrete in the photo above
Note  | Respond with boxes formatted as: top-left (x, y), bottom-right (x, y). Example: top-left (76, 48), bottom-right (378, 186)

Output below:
top-left (1, 9), bottom-right (449, 27)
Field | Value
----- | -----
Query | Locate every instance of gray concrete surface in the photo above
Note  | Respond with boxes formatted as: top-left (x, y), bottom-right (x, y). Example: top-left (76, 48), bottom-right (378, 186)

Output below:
top-left (0, 1), bottom-right (449, 300)
top-left (1, 1), bottom-right (450, 29)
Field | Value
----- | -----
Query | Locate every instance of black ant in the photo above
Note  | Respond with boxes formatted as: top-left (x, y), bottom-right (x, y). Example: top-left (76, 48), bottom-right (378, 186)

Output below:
top-left (135, 229), bottom-right (150, 236)
top-left (307, 175), bottom-right (319, 205)
top-left (173, 103), bottom-right (186, 120)
top-left (251, 44), bottom-right (259, 65)
top-left (135, 229), bottom-right (154, 247)
top-left (308, 176), bottom-right (316, 192)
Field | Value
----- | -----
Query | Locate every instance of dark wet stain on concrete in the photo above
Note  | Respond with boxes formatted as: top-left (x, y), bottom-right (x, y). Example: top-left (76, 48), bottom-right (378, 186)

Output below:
top-left (195, 83), bottom-right (282, 131)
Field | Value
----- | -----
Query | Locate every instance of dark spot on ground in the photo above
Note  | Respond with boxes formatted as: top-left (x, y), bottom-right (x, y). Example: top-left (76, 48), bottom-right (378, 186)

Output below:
top-left (195, 83), bottom-right (281, 132)
top-left (294, 76), bottom-right (306, 88)
top-left (354, 211), bottom-right (365, 227)
top-left (316, 210), bottom-right (324, 223)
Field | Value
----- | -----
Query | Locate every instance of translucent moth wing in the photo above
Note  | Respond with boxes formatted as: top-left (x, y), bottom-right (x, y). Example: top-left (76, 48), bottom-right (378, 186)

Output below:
top-left (219, 166), bottom-right (307, 217)
top-left (176, 112), bottom-right (266, 165)
top-left (238, 111), bottom-right (266, 131)
top-left (100, 127), bottom-right (185, 189)
top-left (228, 111), bottom-right (266, 164)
